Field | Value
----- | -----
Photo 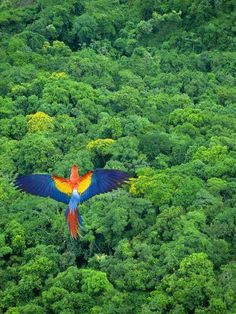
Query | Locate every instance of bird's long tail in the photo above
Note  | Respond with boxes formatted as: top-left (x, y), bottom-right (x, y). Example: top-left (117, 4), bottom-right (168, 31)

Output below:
top-left (65, 207), bottom-right (84, 239)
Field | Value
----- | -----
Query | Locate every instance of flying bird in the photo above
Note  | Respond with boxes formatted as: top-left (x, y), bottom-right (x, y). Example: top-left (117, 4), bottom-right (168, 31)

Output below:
top-left (15, 165), bottom-right (129, 239)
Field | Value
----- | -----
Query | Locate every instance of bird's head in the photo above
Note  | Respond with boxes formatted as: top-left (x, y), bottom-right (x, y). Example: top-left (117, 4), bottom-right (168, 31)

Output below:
top-left (70, 164), bottom-right (79, 181)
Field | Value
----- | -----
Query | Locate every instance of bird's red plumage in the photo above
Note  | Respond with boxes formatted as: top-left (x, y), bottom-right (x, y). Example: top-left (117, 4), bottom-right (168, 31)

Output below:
top-left (67, 209), bottom-right (79, 239)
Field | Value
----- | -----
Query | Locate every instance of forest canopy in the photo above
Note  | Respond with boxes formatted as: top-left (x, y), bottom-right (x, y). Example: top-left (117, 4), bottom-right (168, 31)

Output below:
top-left (0, 0), bottom-right (236, 313)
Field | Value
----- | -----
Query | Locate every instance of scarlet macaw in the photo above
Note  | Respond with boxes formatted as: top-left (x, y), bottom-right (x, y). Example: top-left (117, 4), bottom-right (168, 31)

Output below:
top-left (15, 165), bottom-right (129, 239)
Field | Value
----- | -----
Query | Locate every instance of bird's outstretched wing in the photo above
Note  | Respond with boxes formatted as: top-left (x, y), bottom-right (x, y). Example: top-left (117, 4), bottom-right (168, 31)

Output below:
top-left (15, 174), bottom-right (72, 204)
top-left (78, 169), bottom-right (130, 203)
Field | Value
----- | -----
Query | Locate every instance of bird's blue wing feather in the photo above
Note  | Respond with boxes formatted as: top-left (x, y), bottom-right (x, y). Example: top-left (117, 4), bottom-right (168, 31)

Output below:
top-left (15, 174), bottom-right (71, 204)
top-left (80, 169), bottom-right (130, 203)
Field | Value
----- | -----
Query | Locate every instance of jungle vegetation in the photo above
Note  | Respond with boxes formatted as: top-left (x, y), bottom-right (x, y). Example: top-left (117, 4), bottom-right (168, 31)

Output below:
top-left (0, 0), bottom-right (236, 313)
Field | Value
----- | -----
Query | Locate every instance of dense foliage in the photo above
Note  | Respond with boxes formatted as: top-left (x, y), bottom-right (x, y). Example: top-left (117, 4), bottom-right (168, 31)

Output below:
top-left (0, 0), bottom-right (236, 313)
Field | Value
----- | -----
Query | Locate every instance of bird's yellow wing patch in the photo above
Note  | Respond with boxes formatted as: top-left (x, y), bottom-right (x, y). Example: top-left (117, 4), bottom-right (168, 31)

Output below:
top-left (78, 171), bottom-right (93, 194)
top-left (53, 176), bottom-right (72, 196)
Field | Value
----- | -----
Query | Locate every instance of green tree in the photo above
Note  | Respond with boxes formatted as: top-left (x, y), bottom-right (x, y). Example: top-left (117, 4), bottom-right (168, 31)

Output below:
top-left (72, 14), bottom-right (98, 45)
top-left (15, 133), bottom-right (60, 173)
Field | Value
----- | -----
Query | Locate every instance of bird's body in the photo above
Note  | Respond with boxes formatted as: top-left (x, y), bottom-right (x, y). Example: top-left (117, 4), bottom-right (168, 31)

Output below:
top-left (67, 189), bottom-right (81, 239)
top-left (69, 189), bottom-right (81, 208)
top-left (15, 165), bottom-right (129, 239)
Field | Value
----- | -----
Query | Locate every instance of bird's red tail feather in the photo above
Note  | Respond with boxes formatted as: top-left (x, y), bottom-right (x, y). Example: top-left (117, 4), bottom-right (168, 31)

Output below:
top-left (67, 208), bottom-right (79, 239)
